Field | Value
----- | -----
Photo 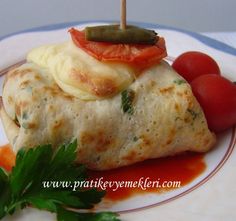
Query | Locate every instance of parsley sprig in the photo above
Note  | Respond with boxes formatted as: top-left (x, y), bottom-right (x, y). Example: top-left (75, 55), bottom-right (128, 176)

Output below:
top-left (0, 140), bottom-right (120, 221)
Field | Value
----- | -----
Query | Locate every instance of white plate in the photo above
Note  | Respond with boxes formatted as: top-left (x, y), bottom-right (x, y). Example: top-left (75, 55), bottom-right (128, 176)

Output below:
top-left (0, 21), bottom-right (236, 221)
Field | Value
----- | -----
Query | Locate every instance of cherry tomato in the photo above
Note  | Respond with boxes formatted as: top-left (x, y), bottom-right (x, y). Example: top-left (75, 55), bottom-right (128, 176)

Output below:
top-left (69, 28), bottom-right (167, 69)
top-left (172, 51), bottom-right (221, 82)
top-left (191, 74), bottom-right (236, 132)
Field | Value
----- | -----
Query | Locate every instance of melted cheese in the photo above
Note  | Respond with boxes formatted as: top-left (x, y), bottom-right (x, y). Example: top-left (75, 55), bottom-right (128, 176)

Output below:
top-left (27, 41), bottom-right (136, 100)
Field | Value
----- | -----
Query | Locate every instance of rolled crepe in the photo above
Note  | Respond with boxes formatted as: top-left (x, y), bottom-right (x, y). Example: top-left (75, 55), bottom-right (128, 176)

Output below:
top-left (2, 54), bottom-right (216, 170)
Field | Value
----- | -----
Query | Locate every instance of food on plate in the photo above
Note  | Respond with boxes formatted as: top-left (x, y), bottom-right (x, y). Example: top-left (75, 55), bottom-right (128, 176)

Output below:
top-left (191, 74), bottom-right (236, 132)
top-left (172, 51), bottom-right (221, 82)
top-left (0, 140), bottom-right (120, 220)
top-left (0, 26), bottom-right (216, 170)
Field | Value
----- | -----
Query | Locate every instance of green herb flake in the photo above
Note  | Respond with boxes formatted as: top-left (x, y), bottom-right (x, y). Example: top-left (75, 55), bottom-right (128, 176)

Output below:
top-left (13, 115), bottom-right (20, 127)
top-left (21, 122), bottom-right (28, 129)
top-left (187, 109), bottom-right (199, 120)
top-left (0, 139), bottom-right (120, 220)
top-left (22, 112), bottom-right (28, 120)
top-left (26, 86), bottom-right (33, 93)
top-left (174, 79), bottom-right (187, 85)
top-left (133, 136), bottom-right (139, 142)
top-left (121, 89), bottom-right (135, 115)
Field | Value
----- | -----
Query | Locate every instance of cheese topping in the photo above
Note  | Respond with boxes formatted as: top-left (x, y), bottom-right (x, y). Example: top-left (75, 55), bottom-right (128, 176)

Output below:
top-left (27, 41), bottom-right (136, 100)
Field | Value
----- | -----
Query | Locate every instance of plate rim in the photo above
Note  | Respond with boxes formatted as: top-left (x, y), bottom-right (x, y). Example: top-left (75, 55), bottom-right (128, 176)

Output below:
top-left (0, 20), bottom-right (236, 56)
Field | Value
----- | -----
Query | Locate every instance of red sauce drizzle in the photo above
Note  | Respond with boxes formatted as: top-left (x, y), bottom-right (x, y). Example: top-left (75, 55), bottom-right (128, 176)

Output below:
top-left (88, 152), bottom-right (206, 201)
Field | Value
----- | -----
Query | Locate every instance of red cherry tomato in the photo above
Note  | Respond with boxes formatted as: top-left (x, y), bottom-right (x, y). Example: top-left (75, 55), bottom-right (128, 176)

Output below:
top-left (172, 51), bottom-right (221, 82)
top-left (69, 28), bottom-right (167, 70)
top-left (191, 74), bottom-right (236, 132)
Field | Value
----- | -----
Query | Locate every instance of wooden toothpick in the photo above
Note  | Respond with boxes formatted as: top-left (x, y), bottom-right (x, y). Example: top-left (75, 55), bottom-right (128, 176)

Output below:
top-left (120, 0), bottom-right (126, 30)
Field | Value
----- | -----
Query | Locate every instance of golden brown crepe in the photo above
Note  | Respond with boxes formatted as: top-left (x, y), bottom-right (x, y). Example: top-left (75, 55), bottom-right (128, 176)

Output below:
top-left (1, 45), bottom-right (216, 170)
